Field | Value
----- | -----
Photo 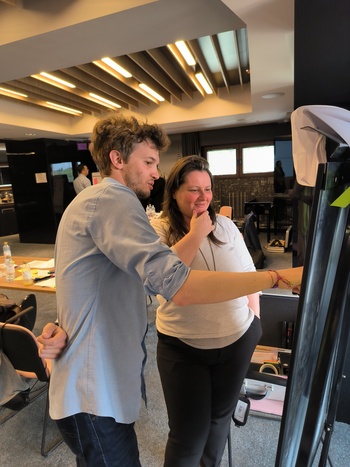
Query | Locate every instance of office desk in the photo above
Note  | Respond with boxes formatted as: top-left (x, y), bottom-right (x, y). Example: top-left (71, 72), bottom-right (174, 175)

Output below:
top-left (245, 196), bottom-right (292, 242)
top-left (0, 256), bottom-right (55, 294)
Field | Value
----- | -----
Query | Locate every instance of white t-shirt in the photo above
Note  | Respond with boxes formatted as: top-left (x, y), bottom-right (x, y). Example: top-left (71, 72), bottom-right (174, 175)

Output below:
top-left (151, 214), bottom-right (257, 349)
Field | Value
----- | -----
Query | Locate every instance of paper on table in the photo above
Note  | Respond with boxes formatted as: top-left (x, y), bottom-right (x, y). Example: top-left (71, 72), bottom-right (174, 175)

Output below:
top-left (35, 277), bottom-right (56, 288)
top-left (27, 259), bottom-right (55, 269)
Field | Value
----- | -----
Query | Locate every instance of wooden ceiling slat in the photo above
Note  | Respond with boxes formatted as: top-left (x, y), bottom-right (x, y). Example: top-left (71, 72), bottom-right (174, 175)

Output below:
top-left (166, 43), bottom-right (205, 97)
top-left (188, 39), bottom-right (218, 95)
top-left (0, 27), bottom-right (250, 120)
top-left (76, 63), bottom-right (149, 107)
top-left (234, 31), bottom-right (243, 86)
top-left (146, 48), bottom-right (193, 101)
top-left (12, 78), bottom-right (105, 113)
top-left (57, 68), bottom-right (130, 109)
top-left (116, 55), bottom-right (172, 103)
top-left (210, 35), bottom-right (230, 92)
top-left (0, 92), bottom-right (89, 116)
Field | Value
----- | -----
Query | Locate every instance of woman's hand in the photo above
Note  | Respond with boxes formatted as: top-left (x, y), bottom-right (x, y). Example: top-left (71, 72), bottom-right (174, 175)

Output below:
top-left (189, 210), bottom-right (214, 241)
top-left (37, 323), bottom-right (67, 359)
top-left (275, 266), bottom-right (304, 291)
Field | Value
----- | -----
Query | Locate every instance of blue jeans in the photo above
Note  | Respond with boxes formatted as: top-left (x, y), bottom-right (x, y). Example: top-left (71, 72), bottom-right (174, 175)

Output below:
top-left (56, 413), bottom-right (141, 467)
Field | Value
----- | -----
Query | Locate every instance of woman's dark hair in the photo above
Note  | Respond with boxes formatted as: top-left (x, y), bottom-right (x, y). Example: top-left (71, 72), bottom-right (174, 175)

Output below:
top-left (161, 155), bottom-right (223, 247)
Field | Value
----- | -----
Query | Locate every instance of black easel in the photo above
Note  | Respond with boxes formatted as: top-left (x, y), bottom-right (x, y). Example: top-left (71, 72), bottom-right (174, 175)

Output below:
top-left (275, 145), bottom-right (350, 466)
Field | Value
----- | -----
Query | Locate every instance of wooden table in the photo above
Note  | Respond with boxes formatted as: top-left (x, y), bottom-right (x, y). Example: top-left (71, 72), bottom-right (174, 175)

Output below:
top-left (0, 256), bottom-right (56, 294)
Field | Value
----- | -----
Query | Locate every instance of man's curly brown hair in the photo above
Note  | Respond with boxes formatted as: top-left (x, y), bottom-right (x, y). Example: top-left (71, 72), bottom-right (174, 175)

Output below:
top-left (89, 113), bottom-right (170, 177)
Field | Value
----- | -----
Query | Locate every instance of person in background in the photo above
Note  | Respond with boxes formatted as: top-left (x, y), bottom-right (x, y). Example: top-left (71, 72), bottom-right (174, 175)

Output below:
top-left (73, 163), bottom-right (91, 194)
top-left (38, 113), bottom-right (303, 467)
top-left (151, 156), bottom-right (261, 466)
top-left (274, 160), bottom-right (286, 193)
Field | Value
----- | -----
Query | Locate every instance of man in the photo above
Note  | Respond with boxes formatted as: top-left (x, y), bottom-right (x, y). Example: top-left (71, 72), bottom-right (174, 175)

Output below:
top-left (73, 163), bottom-right (91, 194)
top-left (40, 114), bottom-right (302, 466)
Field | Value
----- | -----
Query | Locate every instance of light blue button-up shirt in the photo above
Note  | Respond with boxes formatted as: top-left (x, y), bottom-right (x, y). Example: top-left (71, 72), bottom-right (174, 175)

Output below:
top-left (49, 178), bottom-right (189, 423)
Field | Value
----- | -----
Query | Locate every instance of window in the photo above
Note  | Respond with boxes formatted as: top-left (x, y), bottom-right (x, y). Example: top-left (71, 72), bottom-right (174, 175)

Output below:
top-left (242, 145), bottom-right (274, 174)
top-left (204, 143), bottom-right (274, 176)
top-left (207, 148), bottom-right (237, 175)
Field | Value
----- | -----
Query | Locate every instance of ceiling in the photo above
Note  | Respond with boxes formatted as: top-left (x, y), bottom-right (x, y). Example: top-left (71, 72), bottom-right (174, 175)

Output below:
top-left (0, 0), bottom-right (294, 141)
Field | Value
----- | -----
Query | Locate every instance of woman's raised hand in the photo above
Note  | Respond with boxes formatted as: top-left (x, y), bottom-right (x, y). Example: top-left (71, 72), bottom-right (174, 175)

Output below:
top-left (189, 210), bottom-right (214, 240)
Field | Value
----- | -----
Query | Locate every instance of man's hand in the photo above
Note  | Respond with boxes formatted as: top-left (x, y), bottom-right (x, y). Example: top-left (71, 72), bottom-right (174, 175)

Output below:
top-left (37, 323), bottom-right (67, 359)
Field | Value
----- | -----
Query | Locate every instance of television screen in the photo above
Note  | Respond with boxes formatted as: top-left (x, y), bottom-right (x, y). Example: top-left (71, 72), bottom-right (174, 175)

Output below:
top-left (51, 162), bottom-right (74, 183)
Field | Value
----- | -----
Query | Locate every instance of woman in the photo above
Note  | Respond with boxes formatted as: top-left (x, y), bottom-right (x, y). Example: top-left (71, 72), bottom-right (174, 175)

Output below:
top-left (151, 155), bottom-right (262, 467)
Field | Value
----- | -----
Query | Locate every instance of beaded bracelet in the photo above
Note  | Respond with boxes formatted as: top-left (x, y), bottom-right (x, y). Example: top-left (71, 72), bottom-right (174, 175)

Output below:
top-left (267, 269), bottom-right (293, 289)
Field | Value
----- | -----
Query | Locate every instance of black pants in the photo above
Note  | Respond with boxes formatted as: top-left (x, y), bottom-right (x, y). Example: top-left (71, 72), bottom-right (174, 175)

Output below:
top-left (157, 317), bottom-right (262, 467)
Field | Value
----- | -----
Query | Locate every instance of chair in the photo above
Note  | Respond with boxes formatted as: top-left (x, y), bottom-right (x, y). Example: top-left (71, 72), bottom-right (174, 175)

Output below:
top-left (0, 307), bottom-right (62, 457)
top-left (241, 212), bottom-right (265, 269)
top-left (13, 293), bottom-right (37, 330)
top-left (219, 205), bottom-right (233, 219)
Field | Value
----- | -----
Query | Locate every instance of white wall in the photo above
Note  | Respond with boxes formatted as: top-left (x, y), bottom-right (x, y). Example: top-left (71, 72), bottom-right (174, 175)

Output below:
top-left (158, 133), bottom-right (182, 180)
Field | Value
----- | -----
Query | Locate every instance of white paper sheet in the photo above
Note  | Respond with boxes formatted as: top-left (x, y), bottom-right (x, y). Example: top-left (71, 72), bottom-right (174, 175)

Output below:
top-left (35, 277), bottom-right (56, 288)
top-left (27, 259), bottom-right (55, 269)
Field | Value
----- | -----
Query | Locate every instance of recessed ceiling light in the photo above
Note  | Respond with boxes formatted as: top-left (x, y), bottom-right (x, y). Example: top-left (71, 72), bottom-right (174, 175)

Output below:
top-left (261, 92), bottom-right (285, 99)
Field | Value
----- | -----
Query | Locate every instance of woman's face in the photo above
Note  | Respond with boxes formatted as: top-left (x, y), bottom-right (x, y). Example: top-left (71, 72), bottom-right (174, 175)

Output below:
top-left (174, 170), bottom-right (213, 222)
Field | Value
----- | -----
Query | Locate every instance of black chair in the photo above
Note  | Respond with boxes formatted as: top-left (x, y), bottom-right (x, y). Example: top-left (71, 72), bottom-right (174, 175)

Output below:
top-left (241, 212), bottom-right (266, 269)
top-left (0, 307), bottom-right (62, 457)
top-left (12, 293), bottom-right (37, 330)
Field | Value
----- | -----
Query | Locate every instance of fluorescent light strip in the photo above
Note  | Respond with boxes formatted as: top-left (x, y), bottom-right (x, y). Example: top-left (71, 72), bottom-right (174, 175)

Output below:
top-left (139, 83), bottom-right (164, 102)
top-left (88, 93), bottom-right (121, 108)
top-left (195, 72), bottom-right (213, 95)
top-left (100, 58), bottom-right (132, 78)
top-left (175, 41), bottom-right (196, 66)
top-left (0, 87), bottom-right (28, 98)
top-left (46, 102), bottom-right (82, 115)
top-left (39, 72), bottom-right (76, 88)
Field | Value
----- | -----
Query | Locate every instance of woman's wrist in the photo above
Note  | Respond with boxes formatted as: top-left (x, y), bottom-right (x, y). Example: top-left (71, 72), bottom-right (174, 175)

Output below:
top-left (267, 269), bottom-right (293, 289)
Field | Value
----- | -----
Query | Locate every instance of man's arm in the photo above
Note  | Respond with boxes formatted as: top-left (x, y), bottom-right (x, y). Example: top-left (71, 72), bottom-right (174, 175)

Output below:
top-left (37, 323), bottom-right (67, 359)
top-left (172, 267), bottom-right (303, 306)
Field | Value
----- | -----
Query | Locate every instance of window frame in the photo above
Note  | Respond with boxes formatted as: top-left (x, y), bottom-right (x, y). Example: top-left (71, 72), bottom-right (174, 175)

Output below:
top-left (203, 140), bottom-right (275, 178)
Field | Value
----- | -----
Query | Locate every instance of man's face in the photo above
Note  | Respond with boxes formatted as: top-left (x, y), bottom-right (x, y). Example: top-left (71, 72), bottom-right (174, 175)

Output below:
top-left (122, 140), bottom-right (160, 199)
top-left (82, 166), bottom-right (89, 176)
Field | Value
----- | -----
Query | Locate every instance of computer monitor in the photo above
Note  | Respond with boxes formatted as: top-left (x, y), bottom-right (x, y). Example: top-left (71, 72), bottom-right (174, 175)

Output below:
top-left (51, 162), bottom-right (74, 183)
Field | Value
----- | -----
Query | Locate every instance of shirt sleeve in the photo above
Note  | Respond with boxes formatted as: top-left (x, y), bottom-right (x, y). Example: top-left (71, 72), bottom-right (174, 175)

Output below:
top-left (89, 184), bottom-right (189, 300)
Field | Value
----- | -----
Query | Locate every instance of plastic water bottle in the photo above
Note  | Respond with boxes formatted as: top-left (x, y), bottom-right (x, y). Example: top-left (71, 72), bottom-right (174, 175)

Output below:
top-left (22, 262), bottom-right (33, 286)
top-left (3, 241), bottom-right (11, 261)
top-left (5, 260), bottom-right (15, 282)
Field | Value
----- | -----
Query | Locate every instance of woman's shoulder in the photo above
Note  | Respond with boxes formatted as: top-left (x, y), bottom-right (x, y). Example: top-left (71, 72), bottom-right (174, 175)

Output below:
top-left (215, 214), bottom-right (240, 236)
top-left (216, 213), bottom-right (236, 227)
